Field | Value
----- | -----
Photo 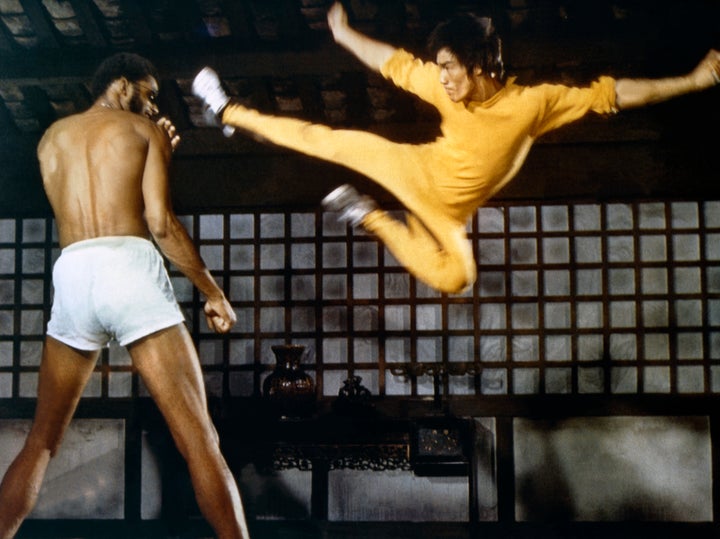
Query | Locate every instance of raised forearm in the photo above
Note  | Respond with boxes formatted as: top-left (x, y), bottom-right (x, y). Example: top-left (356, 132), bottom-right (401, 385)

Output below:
top-left (327, 1), bottom-right (396, 72)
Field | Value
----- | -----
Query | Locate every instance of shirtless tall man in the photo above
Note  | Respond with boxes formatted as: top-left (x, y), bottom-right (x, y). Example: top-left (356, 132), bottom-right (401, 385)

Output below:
top-left (0, 53), bottom-right (250, 539)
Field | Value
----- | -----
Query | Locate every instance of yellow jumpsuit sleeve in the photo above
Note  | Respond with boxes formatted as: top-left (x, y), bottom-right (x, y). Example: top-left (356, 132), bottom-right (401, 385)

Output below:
top-left (380, 49), bottom-right (447, 106)
top-left (531, 76), bottom-right (618, 137)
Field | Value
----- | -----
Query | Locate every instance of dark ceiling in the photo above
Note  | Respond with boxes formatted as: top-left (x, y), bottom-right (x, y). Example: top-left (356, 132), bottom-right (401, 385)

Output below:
top-left (1, 0), bottom-right (719, 215)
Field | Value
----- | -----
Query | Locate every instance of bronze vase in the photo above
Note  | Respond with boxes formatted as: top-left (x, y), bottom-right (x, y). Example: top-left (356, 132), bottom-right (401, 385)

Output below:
top-left (262, 344), bottom-right (316, 418)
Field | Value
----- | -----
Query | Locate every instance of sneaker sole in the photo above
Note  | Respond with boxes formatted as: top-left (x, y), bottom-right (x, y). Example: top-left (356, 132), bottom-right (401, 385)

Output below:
top-left (322, 185), bottom-right (359, 211)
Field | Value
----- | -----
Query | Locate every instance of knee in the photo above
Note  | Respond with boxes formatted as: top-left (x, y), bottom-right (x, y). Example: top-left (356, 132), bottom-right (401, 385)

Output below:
top-left (435, 261), bottom-right (477, 295)
top-left (439, 273), bottom-right (476, 295)
top-left (440, 229), bottom-right (477, 294)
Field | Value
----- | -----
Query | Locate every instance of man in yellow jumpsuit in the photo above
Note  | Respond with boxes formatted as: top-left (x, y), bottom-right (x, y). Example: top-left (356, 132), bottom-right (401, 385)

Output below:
top-left (193, 2), bottom-right (720, 294)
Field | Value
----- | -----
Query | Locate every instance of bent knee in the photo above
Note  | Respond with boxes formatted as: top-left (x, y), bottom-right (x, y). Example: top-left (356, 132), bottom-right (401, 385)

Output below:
top-left (431, 266), bottom-right (477, 295)
top-left (442, 275), bottom-right (476, 295)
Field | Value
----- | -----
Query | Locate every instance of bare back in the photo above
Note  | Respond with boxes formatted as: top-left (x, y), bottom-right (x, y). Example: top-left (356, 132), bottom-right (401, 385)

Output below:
top-left (38, 107), bottom-right (171, 248)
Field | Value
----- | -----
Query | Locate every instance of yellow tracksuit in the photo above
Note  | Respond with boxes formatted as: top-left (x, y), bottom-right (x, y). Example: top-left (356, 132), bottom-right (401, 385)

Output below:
top-left (221, 49), bottom-right (617, 294)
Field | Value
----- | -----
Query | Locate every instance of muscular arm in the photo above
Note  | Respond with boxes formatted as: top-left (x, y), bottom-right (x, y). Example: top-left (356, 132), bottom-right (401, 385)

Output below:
top-left (615, 49), bottom-right (720, 110)
top-left (141, 123), bottom-right (236, 332)
top-left (327, 1), bottom-right (396, 73)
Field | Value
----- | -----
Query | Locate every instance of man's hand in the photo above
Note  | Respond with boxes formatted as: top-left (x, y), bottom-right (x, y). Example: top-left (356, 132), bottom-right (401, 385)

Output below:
top-left (327, 1), bottom-right (349, 42)
top-left (616, 48), bottom-right (720, 110)
top-left (690, 49), bottom-right (720, 89)
top-left (325, 0), bottom-right (395, 73)
top-left (204, 295), bottom-right (237, 334)
top-left (156, 116), bottom-right (181, 152)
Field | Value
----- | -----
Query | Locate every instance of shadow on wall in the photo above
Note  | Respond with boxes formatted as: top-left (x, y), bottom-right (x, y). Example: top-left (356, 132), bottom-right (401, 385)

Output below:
top-left (0, 419), bottom-right (125, 520)
top-left (514, 416), bottom-right (712, 522)
top-left (515, 424), bottom-right (574, 521)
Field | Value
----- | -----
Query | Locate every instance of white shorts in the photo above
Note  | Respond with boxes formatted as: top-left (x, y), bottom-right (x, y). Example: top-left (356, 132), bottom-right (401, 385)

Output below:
top-left (46, 236), bottom-right (185, 351)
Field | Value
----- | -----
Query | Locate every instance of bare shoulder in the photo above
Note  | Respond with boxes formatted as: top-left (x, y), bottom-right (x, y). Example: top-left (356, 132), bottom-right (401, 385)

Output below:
top-left (128, 112), bottom-right (172, 150)
top-left (39, 110), bottom-right (170, 167)
top-left (37, 113), bottom-right (76, 158)
top-left (38, 113), bottom-right (70, 141)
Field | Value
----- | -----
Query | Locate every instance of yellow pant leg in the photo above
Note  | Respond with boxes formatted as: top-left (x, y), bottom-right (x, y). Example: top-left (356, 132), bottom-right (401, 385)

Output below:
top-left (222, 104), bottom-right (477, 293)
top-left (222, 104), bottom-right (416, 183)
top-left (363, 211), bottom-right (475, 294)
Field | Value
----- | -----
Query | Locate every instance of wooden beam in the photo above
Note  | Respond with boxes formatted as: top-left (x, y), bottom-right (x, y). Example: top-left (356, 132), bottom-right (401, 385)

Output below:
top-left (117, 0), bottom-right (153, 46)
top-left (20, 85), bottom-right (57, 128)
top-left (68, 0), bottom-right (107, 48)
top-left (0, 18), bottom-right (14, 52)
top-left (0, 101), bottom-right (19, 137)
top-left (18, 0), bottom-right (60, 49)
top-left (219, 0), bottom-right (253, 41)
top-left (0, 47), bottom-right (356, 84)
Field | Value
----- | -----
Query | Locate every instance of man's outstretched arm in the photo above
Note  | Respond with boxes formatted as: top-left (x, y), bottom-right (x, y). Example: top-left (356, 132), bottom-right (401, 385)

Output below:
top-left (327, 1), bottom-right (396, 73)
top-left (615, 49), bottom-right (720, 110)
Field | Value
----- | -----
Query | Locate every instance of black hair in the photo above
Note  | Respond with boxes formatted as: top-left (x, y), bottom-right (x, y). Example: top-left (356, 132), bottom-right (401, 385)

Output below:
top-left (90, 52), bottom-right (159, 100)
top-left (427, 13), bottom-right (505, 82)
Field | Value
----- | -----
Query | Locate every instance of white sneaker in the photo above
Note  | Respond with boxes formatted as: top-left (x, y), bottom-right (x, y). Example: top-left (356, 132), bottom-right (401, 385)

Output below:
top-left (322, 184), bottom-right (378, 227)
top-left (192, 67), bottom-right (230, 115)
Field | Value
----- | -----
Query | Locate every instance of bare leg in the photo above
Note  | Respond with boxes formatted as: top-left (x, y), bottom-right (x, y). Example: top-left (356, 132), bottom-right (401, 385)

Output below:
top-left (128, 324), bottom-right (249, 539)
top-left (0, 337), bottom-right (98, 539)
